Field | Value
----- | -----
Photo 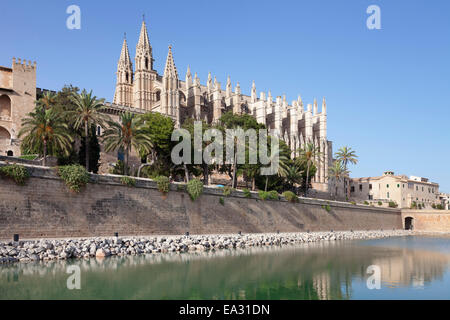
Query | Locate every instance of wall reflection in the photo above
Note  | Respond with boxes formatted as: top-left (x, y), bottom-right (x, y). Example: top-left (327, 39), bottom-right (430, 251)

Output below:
top-left (0, 237), bottom-right (449, 300)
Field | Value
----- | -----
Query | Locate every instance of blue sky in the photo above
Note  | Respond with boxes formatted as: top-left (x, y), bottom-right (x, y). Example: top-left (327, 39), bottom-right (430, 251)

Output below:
top-left (1, 0), bottom-right (449, 191)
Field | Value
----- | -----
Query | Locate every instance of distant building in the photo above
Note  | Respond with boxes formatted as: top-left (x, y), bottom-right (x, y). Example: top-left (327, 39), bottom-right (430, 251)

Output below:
top-left (439, 193), bottom-right (450, 210)
top-left (349, 171), bottom-right (440, 209)
top-left (0, 58), bottom-right (36, 157)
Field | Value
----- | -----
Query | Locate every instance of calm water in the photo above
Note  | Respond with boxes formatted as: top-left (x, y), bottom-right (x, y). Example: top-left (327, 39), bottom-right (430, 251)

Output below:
top-left (1, 236), bottom-right (450, 300)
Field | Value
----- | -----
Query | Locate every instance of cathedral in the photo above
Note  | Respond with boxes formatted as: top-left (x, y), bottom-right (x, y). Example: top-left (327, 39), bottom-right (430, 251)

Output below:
top-left (113, 20), bottom-right (333, 192)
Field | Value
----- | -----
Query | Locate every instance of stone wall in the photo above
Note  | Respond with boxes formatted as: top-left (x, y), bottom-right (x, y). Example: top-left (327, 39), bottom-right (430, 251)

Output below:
top-left (0, 162), bottom-right (403, 240)
top-left (402, 210), bottom-right (450, 232)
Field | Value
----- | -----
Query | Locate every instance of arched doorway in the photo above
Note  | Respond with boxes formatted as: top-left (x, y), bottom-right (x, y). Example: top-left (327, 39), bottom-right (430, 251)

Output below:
top-left (0, 95), bottom-right (11, 118)
top-left (0, 126), bottom-right (11, 151)
top-left (6, 150), bottom-right (13, 157)
top-left (405, 217), bottom-right (414, 230)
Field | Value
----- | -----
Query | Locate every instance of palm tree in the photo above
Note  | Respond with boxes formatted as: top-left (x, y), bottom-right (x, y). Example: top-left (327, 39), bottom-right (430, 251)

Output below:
top-left (297, 142), bottom-right (322, 197)
top-left (68, 90), bottom-right (110, 172)
top-left (38, 91), bottom-right (57, 110)
top-left (279, 162), bottom-right (304, 192)
top-left (262, 141), bottom-right (290, 192)
top-left (328, 160), bottom-right (349, 200)
top-left (102, 112), bottom-right (153, 176)
top-left (335, 146), bottom-right (358, 199)
top-left (18, 107), bottom-right (73, 166)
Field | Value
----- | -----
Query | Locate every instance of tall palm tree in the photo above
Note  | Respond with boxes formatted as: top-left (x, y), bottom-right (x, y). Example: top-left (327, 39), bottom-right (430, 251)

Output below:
top-left (279, 161), bottom-right (304, 192)
top-left (328, 160), bottom-right (349, 200)
top-left (103, 112), bottom-right (153, 176)
top-left (335, 146), bottom-right (358, 199)
top-left (297, 141), bottom-right (322, 197)
top-left (262, 142), bottom-right (290, 192)
top-left (18, 107), bottom-right (73, 166)
top-left (38, 91), bottom-right (57, 110)
top-left (68, 90), bottom-right (110, 172)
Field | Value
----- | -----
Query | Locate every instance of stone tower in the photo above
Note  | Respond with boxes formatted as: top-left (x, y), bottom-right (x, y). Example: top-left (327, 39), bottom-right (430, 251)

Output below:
top-left (161, 46), bottom-right (180, 127)
top-left (133, 20), bottom-right (157, 111)
top-left (113, 36), bottom-right (133, 107)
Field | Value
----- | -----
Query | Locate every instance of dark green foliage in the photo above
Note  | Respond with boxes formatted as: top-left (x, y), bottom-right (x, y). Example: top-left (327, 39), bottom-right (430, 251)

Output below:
top-left (364, 201), bottom-right (369, 205)
top-left (155, 176), bottom-right (170, 194)
top-left (78, 125), bottom-right (100, 173)
top-left (389, 201), bottom-right (398, 208)
top-left (378, 201), bottom-right (383, 206)
top-left (57, 165), bottom-right (90, 192)
top-left (223, 186), bottom-right (233, 197)
top-left (268, 190), bottom-right (279, 200)
top-left (322, 203), bottom-right (331, 212)
top-left (242, 188), bottom-right (251, 198)
top-left (350, 201), bottom-right (357, 205)
top-left (219, 197), bottom-right (225, 206)
top-left (258, 190), bottom-right (270, 201)
top-left (0, 164), bottom-right (30, 185)
top-left (120, 176), bottom-right (136, 187)
top-left (187, 179), bottom-right (203, 201)
top-left (282, 191), bottom-right (298, 203)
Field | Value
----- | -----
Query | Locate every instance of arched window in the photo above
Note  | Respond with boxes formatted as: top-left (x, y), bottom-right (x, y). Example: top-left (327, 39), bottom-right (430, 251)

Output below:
top-left (145, 58), bottom-right (149, 70)
top-left (0, 95), bottom-right (11, 118)
top-left (155, 90), bottom-right (161, 102)
top-left (0, 126), bottom-right (11, 151)
top-left (6, 150), bottom-right (13, 157)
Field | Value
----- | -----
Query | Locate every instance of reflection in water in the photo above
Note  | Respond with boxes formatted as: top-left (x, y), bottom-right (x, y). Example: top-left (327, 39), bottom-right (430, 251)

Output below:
top-left (0, 237), bottom-right (449, 300)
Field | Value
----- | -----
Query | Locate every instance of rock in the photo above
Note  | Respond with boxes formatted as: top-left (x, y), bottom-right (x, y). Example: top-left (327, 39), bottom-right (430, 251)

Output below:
top-left (95, 248), bottom-right (106, 258)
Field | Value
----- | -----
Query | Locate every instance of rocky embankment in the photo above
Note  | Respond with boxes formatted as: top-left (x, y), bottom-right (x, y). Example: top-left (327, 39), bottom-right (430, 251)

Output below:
top-left (0, 230), bottom-right (412, 264)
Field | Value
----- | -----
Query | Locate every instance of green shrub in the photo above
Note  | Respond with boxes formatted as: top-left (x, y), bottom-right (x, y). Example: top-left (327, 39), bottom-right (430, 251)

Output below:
top-left (411, 201), bottom-right (417, 209)
top-left (350, 201), bottom-right (356, 205)
top-left (223, 186), bottom-right (233, 197)
top-left (436, 204), bottom-right (444, 210)
top-left (187, 179), bottom-right (203, 201)
top-left (0, 164), bottom-right (30, 185)
top-left (219, 197), bottom-right (225, 206)
top-left (57, 165), bottom-right (90, 192)
top-left (18, 155), bottom-right (37, 161)
top-left (155, 176), bottom-right (170, 194)
top-left (242, 188), bottom-right (251, 198)
top-left (258, 191), bottom-right (269, 201)
top-left (176, 184), bottom-right (186, 192)
top-left (364, 201), bottom-right (369, 205)
top-left (378, 201), bottom-right (383, 206)
top-left (389, 201), bottom-right (398, 208)
top-left (282, 191), bottom-right (298, 203)
top-left (120, 176), bottom-right (136, 187)
top-left (418, 203), bottom-right (422, 209)
top-left (268, 190), bottom-right (279, 200)
top-left (322, 203), bottom-right (331, 212)
top-left (431, 203), bottom-right (436, 209)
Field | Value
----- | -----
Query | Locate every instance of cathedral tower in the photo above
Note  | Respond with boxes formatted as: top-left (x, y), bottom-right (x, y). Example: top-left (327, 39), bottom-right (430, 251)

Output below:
top-left (161, 45), bottom-right (180, 127)
top-left (133, 20), bottom-right (157, 111)
top-left (113, 36), bottom-right (133, 107)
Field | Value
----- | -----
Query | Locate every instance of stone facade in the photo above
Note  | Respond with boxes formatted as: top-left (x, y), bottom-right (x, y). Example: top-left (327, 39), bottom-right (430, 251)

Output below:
top-left (350, 171), bottom-right (440, 209)
top-left (0, 58), bottom-right (36, 157)
top-left (0, 162), bottom-right (403, 240)
top-left (113, 21), bottom-right (333, 191)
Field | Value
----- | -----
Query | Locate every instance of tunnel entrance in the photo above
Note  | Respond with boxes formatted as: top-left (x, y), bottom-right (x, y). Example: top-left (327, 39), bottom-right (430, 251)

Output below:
top-left (405, 217), bottom-right (414, 230)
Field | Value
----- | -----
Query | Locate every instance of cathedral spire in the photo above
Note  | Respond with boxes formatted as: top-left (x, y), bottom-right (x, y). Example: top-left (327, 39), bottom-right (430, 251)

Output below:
top-left (163, 45), bottom-right (178, 78)
top-left (135, 20), bottom-right (153, 71)
top-left (118, 36), bottom-right (132, 69)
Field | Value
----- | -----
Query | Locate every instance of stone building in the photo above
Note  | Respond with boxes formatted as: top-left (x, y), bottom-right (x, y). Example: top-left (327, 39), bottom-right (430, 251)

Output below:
top-left (349, 171), bottom-right (440, 209)
top-left (0, 58), bottom-right (36, 157)
top-left (113, 20), bottom-right (333, 191)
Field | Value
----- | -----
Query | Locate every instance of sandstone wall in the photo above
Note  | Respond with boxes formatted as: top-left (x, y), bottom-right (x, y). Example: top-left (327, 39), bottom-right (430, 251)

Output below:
top-left (0, 162), bottom-right (403, 240)
top-left (402, 210), bottom-right (450, 232)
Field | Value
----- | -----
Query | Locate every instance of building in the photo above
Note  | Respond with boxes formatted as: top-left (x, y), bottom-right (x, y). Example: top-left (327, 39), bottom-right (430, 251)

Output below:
top-left (349, 171), bottom-right (440, 208)
top-left (439, 193), bottom-right (450, 210)
top-left (0, 58), bottom-right (36, 157)
top-left (113, 20), bottom-right (333, 191)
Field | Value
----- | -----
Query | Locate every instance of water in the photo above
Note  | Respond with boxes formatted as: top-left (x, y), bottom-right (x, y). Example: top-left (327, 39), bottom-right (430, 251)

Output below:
top-left (1, 235), bottom-right (450, 300)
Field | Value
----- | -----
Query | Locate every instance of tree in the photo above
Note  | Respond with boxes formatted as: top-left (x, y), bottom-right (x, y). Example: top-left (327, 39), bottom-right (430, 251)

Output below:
top-left (328, 160), bottom-right (349, 200)
top-left (296, 142), bottom-right (322, 197)
top-left (103, 112), bottom-right (153, 176)
top-left (335, 146), bottom-right (358, 199)
top-left (38, 91), bottom-right (57, 110)
top-left (218, 111), bottom-right (265, 188)
top-left (279, 161), bottom-right (304, 192)
top-left (78, 125), bottom-right (101, 173)
top-left (18, 107), bottom-right (73, 166)
top-left (68, 90), bottom-right (110, 172)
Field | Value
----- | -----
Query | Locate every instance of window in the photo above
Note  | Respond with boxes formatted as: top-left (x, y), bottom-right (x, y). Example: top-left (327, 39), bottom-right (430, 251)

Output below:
top-left (387, 192), bottom-right (390, 199)
top-left (387, 184), bottom-right (389, 188)
top-left (422, 187), bottom-right (424, 192)
top-left (403, 184), bottom-right (405, 188)
top-left (369, 184), bottom-right (372, 190)
top-left (368, 195), bottom-right (373, 200)
top-left (359, 185), bottom-right (362, 191)
top-left (350, 186), bottom-right (355, 193)
top-left (416, 186), bottom-right (418, 191)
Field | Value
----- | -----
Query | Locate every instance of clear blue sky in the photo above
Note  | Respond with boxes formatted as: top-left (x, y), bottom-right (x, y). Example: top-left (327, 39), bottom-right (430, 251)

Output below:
top-left (1, 0), bottom-right (449, 191)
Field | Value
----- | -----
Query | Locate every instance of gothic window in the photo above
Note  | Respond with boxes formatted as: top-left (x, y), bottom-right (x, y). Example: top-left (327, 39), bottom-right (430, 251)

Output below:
top-left (126, 72), bottom-right (129, 82)
top-left (155, 90), bottom-right (161, 102)
top-left (0, 95), bottom-right (11, 118)
top-left (359, 184), bottom-right (362, 191)
top-left (145, 58), bottom-right (149, 70)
